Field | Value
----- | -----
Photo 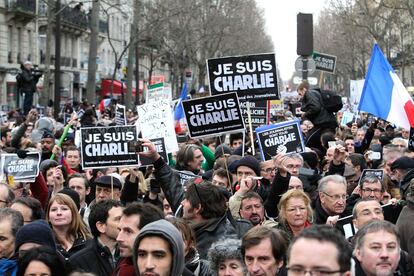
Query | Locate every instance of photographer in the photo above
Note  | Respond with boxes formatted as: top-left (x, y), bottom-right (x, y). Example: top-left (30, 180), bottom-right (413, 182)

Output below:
top-left (16, 61), bottom-right (42, 115)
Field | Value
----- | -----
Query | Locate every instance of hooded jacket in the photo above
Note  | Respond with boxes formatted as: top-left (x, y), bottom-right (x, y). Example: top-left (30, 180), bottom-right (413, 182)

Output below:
top-left (133, 220), bottom-right (185, 276)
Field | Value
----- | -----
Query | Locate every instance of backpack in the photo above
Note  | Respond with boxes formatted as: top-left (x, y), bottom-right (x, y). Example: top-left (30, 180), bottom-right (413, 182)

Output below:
top-left (313, 88), bottom-right (343, 113)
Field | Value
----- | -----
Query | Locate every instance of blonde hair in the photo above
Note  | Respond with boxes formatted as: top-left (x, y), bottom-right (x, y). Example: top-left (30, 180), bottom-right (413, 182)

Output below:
top-left (46, 194), bottom-right (91, 243)
top-left (277, 189), bottom-right (313, 225)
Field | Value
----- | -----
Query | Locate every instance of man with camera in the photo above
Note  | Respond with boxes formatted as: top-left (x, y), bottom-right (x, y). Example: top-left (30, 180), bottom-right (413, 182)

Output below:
top-left (16, 61), bottom-right (42, 115)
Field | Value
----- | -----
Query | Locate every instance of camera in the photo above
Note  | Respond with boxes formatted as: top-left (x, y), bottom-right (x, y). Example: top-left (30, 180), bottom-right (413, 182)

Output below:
top-left (127, 140), bottom-right (144, 153)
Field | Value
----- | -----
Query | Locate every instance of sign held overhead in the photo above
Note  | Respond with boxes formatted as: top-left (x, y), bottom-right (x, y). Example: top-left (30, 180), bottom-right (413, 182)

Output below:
top-left (207, 53), bottom-right (279, 102)
top-left (182, 92), bottom-right (245, 138)
top-left (312, 52), bottom-right (337, 74)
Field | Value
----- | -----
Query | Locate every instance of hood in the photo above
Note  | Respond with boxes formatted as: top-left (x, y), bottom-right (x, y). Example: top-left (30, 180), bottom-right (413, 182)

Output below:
top-left (133, 219), bottom-right (184, 276)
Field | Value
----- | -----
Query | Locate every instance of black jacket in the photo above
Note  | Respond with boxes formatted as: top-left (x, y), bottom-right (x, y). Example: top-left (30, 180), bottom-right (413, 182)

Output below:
top-left (57, 236), bottom-right (90, 260)
top-left (264, 171), bottom-right (291, 218)
top-left (69, 238), bottom-right (117, 275)
top-left (18, 67), bottom-right (41, 93)
top-left (400, 169), bottom-right (414, 200)
top-left (301, 89), bottom-right (337, 128)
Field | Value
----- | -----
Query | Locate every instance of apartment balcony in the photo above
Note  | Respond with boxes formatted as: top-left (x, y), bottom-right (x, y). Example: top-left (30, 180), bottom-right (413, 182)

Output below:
top-left (5, 0), bottom-right (36, 25)
top-left (38, 1), bottom-right (88, 35)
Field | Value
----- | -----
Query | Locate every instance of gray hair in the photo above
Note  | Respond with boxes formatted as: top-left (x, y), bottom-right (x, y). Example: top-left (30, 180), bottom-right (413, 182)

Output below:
top-left (354, 220), bottom-right (400, 251)
top-left (0, 208), bottom-right (23, 237)
top-left (359, 175), bottom-right (384, 192)
top-left (283, 153), bottom-right (304, 165)
top-left (208, 238), bottom-right (246, 276)
top-left (0, 183), bottom-right (15, 204)
top-left (318, 175), bottom-right (347, 193)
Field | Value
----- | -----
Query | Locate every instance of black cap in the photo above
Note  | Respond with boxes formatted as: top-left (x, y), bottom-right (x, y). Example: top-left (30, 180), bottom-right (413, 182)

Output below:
top-left (94, 175), bottom-right (122, 190)
top-left (391, 156), bottom-right (414, 171)
top-left (58, 187), bottom-right (80, 210)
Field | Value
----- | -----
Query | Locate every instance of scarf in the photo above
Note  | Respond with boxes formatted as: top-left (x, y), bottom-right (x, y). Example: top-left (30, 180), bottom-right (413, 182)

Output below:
top-left (0, 258), bottom-right (17, 276)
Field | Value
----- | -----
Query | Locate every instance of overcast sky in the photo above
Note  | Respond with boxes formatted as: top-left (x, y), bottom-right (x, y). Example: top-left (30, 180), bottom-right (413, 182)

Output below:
top-left (255, 0), bottom-right (329, 82)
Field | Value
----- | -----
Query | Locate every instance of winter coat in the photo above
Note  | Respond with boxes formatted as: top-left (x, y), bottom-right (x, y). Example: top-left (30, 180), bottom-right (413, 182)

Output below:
top-left (153, 157), bottom-right (251, 259)
top-left (69, 238), bottom-right (118, 276)
top-left (18, 67), bottom-right (41, 93)
top-left (56, 235), bottom-right (90, 260)
top-left (400, 169), bottom-right (414, 200)
top-left (301, 89), bottom-right (337, 128)
top-left (396, 201), bottom-right (414, 264)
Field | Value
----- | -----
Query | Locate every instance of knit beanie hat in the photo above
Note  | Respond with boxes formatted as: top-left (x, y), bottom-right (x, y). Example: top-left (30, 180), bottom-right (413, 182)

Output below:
top-left (15, 220), bottom-right (56, 253)
top-left (208, 239), bottom-right (246, 276)
top-left (58, 187), bottom-right (81, 211)
top-left (234, 155), bottom-right (261, 176)
top-left (214, 144), bottom-right (232, 160)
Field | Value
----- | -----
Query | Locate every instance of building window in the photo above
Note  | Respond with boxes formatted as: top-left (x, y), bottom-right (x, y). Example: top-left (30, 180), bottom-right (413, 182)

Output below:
top-left (8, 26), bottom-right (13, 63)
top-left (17, 27), bottom-right (22, 63)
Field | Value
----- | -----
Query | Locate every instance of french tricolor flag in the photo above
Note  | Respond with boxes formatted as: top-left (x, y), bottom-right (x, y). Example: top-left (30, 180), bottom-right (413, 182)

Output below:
top-left (358, 44), bottom-right (414, 129)
top-left (174, 83), bottom-right (188, 133)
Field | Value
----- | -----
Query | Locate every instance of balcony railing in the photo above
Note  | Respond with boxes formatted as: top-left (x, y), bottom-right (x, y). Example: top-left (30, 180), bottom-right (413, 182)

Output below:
top-left (7, 0), bottom-right (36, 15)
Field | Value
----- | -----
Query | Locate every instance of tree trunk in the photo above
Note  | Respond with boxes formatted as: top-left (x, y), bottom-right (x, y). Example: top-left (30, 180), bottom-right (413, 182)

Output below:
top-left (86, 0), bottom-right (100, 105)
top-left (41, 0), bottom-right (54, 108)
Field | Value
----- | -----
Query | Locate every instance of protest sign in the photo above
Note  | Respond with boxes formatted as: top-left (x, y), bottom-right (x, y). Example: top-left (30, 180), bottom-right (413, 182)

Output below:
top-left (146, 83), bottom-right (172, 103)
top-left (256, 120), bottom-right (305, 161)
top-left (115, 104), bottom-right (127, 126)
top-left (409, 128), bottom-right (414, 151)
top-left (207, 53), bottom-right (279, 101)
top-left (80, 125), bottom-right (139, 169)
top-left (139, 138), bottom-right (169, 166)
top-left (358, 169), bottom-right (384, 186)
top-left (181, 92), bottom-right (245, 138)
top-left (137, 100), bottom-right (178, 153)
top-left (312, 52), bottom-right (337, 74)
top-left (0, 152), bottom-right (40, 181)
top-left (240, 100), bottom-right (269, 129)
top-left (350, 79), bottom-right (365, 112)
top-left (340, 111), bottom-right (354, 126)
top-left (173, 169), bottom-right (201, 186)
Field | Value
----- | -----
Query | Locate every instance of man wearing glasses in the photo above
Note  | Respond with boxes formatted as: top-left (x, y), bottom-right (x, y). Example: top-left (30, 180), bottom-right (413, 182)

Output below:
top-left (349, 175), bottom-right (402, 224)
top-left (287, 224), bottom-right (352, 276)
top-left (314, 175), bottom-right (350, 225)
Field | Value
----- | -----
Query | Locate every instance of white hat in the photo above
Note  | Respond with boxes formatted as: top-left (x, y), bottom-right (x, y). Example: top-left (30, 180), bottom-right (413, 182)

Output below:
top-left (24, 61), bottom-right (32, 65)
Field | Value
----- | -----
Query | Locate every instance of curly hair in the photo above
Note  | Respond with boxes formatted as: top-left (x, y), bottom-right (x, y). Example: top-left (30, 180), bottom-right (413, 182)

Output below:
top-left (208, 238), bottom-right (246, 276)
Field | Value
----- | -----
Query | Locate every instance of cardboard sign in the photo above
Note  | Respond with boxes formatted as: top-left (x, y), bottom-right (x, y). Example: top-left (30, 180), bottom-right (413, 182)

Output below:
top-left (312, 52), bottom-right (337, 74)
top-left (0, 152), bottom-right (41, 181)
top-left (359, 169), bottom-right (384, 185)
top-left (146, 83), bottom-right (172, 103)
top-left (182, 92), bottom-right (245, 138)
top-left (240, 100), bottom-right (269, 129)
top-left (139, 138), bottom-right (169, 167)
top-left (256, 120), bottom-right (305, 161)
top-left (137, 100), bottom-right (178, 153)
top-left (207, 53), bottom-right (279, 101)
top-left (115, 104), bottom-right (127, 126)
top-left (80, 125), bottom-right (139, 169)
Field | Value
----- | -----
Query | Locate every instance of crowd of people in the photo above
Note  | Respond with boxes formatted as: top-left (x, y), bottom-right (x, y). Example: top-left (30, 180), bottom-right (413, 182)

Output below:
top-left (0, 79), bottom-right (413, 276)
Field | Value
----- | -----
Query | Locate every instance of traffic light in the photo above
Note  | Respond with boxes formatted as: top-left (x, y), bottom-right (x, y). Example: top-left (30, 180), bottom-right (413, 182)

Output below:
top-left (297, 13), bottom-right (313, 56)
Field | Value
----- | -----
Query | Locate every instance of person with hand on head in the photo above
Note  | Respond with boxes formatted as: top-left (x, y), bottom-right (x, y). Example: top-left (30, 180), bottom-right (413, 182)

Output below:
top-left (263, 153), bottom-right (306, 218)
top-left (228, 155), bottom-right (269, 219)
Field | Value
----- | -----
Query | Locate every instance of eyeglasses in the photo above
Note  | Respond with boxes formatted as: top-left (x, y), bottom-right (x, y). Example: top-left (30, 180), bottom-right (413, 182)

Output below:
top-left (287, 266), bottom-right (344, 275)
top-left (362, 188), bottom-right (382, 194)
top-left (322, 192), bottom-right (348, 201)
top-left (261, 168), bottom-right (276, 174)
